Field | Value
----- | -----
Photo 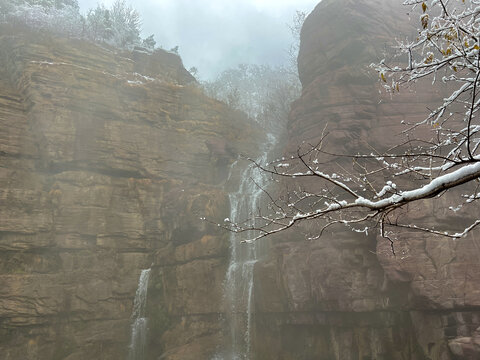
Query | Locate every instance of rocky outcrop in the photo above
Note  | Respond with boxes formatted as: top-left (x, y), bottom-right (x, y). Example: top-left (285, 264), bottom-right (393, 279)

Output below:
top-left (0, 28), bottom-right (263, 359)
top-left (253, 1), bottom-right (480, 359)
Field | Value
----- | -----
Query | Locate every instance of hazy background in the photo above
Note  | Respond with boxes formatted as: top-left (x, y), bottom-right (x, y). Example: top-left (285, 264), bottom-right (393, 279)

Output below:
top-left (76, 0), bottom-right (319, 79)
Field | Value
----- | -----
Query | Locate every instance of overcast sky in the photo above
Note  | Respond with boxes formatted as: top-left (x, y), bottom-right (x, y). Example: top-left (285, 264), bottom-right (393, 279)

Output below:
top-left (77, 0), bottom-right (319, 79)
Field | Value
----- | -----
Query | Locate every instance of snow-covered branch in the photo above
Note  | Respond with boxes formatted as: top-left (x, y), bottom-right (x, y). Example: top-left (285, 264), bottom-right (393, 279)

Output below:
top-left (229, 138), bottom-right (480, 243)
top-left (226, 1), bottom-right (480, 247)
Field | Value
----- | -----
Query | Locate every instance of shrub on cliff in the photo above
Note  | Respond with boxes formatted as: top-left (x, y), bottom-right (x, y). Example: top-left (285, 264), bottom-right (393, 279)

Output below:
top-left (84, 0), bottom-right (141, 48)
top-left (107, 0), bottom-right (141, 48)
top-left (0, 0), bottom-right (83, 36)
top-left (84, 4), bottom-right (112, 43)
top-left (0, 0), bottom-right (148, 50)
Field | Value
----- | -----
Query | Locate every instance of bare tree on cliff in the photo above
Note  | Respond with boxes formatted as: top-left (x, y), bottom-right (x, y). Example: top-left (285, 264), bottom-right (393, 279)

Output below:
top-left (287, 10), bottom-right (306, 76)
top-left (226, 0), bottom-right (480, 249)
top-left (202, 64), bottom-right (301, 132)
top-left (0, 0), bottom-right (83, 35)
top-left (0, 0), bottom-right (148, 50)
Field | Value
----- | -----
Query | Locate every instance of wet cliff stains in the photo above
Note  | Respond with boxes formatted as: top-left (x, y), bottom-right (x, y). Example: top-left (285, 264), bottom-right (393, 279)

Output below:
top-left (0, 28), bottom-right (262, 359)
top-left (253, 1), bottom-right (480, 359)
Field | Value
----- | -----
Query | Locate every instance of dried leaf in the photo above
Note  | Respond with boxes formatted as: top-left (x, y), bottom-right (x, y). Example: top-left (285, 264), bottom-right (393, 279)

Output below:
top-left (421, 14), bottom-right (429, 29)
top-left (422, 2), bottom-right (427, 13)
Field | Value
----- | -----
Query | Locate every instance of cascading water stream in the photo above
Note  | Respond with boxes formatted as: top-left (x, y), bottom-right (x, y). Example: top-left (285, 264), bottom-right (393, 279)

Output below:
top-left (219, 133), bottom-right (276, 360)
top-left (128, 268), bottom-right (151, 360)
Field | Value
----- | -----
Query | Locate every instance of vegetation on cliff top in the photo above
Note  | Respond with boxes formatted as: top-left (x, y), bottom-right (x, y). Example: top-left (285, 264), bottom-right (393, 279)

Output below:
top-left (202, 64), bottom-right (300, 132)
top-left (201, 11), bottom-right (305, 131)
top-left (0, 0), bottom-right (156, 50)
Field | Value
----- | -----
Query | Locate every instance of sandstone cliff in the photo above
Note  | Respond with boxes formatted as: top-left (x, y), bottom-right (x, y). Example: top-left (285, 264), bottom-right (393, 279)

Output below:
top-left (0, 28), bottom-right (263, 360)
top-left (253, 1), bottom-right (480, 359)
top-left (4, 2), bottom-right (480, 359)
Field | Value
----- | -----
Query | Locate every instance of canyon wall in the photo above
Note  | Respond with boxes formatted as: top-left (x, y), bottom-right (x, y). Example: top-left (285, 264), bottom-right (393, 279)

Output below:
top-left (3, 2), bottom-right (480, 359)
top-left (253, 1), bottom-right (480, 359)
top-left (0, 28), bottom-right (263, 360)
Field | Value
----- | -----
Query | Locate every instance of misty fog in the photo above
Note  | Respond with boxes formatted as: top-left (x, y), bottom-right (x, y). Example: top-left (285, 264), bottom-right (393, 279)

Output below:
top-left (76, 0), bottom-right (318, 79)
top-left (2, 0), bottom-right (480, 360)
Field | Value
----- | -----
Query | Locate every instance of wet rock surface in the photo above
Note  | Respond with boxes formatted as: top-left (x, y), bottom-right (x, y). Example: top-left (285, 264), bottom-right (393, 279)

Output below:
top-left (3, 1), bottom-right (480, 359)
top-left (0, 28), bottom-right (263, 359)
top-left (253, 0), bottom-right (480, 359)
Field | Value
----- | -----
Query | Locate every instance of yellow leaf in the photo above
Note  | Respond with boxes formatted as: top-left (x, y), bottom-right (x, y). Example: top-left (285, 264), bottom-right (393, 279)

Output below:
top-left (475, 44), bottom-right (480, 50)
top-left (422, 2), bottom-right (427, 13)
top-left (381, 73), bottom-right (386, 82)
top-left (453, 66), bottom-right (458, 72)
top-left (396, 83), bottom-right (399, 92)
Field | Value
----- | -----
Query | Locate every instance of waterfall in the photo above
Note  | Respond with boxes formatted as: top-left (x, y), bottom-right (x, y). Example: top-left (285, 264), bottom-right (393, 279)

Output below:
top-left (220, 133), bottom-right (276, 360)
top-left (128, 268), bottom-right (151, 360)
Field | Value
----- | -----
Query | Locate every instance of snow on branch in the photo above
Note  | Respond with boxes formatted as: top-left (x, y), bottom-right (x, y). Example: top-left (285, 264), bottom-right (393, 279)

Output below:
top-left (225, 0), bottom-right (480, 248)
top-left (229, 139), bottom-right (480, 245)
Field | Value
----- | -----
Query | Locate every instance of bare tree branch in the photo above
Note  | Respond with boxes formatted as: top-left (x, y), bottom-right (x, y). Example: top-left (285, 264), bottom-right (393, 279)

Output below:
top-left (222, 1), bottom-right (480, 246)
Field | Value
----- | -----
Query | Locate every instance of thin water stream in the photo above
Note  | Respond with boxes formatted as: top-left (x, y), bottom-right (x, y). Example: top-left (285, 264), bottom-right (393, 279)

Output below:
top-left (218, 133), bottom-right (276, 360)
top-left (128, 268), bottom-right (151, 360)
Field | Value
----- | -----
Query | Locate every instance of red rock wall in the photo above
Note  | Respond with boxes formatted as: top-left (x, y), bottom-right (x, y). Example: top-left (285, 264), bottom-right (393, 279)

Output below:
top-left (253, 1), bottom-right (480, 359)
top-left (0, 28), bottom-right (263, 359)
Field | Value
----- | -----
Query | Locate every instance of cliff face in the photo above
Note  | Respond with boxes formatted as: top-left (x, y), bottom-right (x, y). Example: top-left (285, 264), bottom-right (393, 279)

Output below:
top-left (0, 29), bottom-right (263, 359)
top-left (253, 1), bottom-right (480, 359)
top-left (4, 3), bottom-right (480, 359)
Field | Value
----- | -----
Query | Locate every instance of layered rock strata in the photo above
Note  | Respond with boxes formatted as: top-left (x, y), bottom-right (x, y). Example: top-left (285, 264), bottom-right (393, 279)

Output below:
top-left (253, 1), bottom-right (480, 359)
top-left (0, 28), bottom-right (262, 360)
